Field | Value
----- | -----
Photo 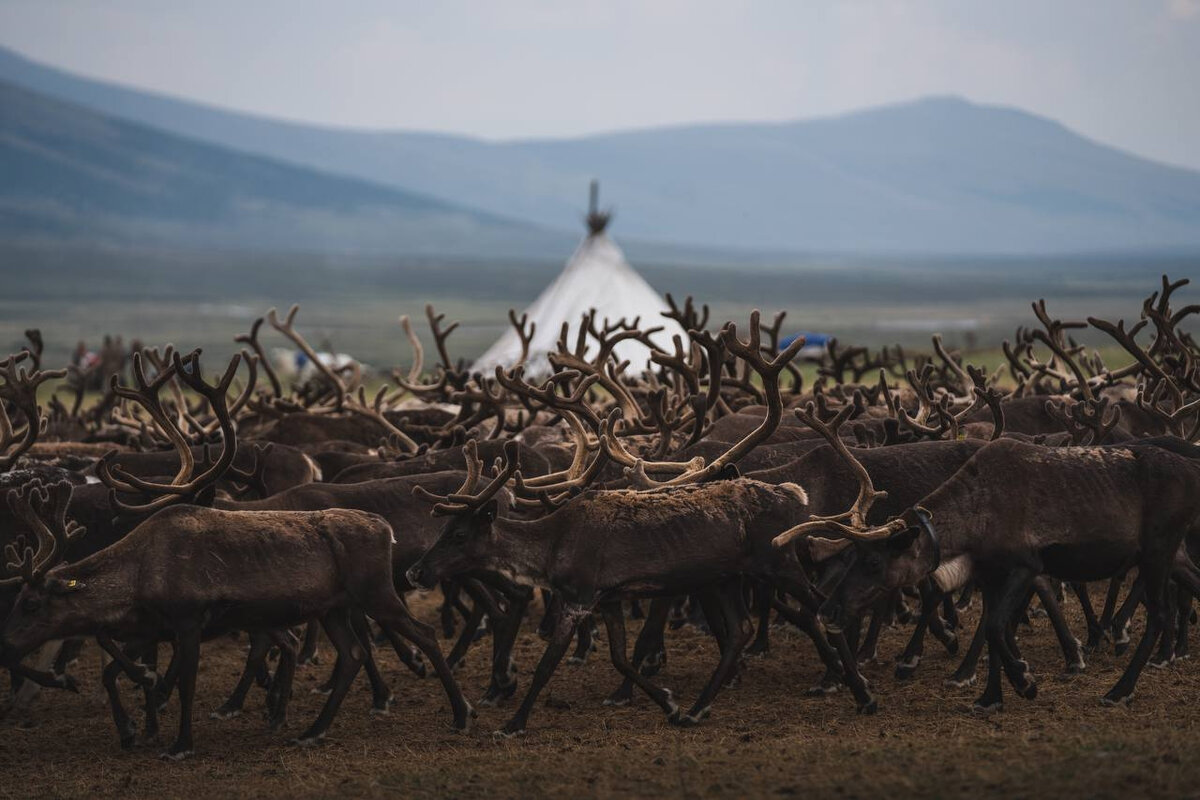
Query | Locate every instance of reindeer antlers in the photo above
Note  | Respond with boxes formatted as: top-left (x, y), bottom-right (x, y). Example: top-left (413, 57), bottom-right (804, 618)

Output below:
top-left (1, 480), bottom-right (84, 588)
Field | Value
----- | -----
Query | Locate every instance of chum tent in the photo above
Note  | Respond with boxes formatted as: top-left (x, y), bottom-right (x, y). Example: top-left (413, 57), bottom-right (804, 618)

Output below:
top-left (472, 184), bottom-right (687, 379)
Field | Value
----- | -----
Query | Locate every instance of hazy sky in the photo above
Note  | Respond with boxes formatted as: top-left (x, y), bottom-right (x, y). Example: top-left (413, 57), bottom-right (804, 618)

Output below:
top-left (1, 0), bottom-right (1198, 169)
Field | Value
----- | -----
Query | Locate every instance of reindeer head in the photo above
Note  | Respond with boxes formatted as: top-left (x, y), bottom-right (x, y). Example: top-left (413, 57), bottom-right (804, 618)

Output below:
top-left (1, 480), bottom-right (87, 662)
top-left (809, 515), bottom-right (931, 634)
top-left (405, 440), bottom-right (520, 589)
top-left (771, 401), bottom-right (945, 632)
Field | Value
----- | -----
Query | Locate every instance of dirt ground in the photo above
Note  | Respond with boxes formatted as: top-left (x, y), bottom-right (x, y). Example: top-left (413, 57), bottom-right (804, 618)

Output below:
top-left (2, 591), bottom-right (1199, 800)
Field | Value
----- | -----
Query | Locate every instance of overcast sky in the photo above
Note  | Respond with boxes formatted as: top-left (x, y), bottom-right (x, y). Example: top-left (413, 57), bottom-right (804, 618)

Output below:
top-left (1, 0), bottom-right (1198, 169)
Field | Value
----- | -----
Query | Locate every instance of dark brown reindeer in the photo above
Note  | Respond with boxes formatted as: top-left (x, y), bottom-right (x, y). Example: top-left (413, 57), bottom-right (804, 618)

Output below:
top-left (777, 431), bottom-right (1200, 711)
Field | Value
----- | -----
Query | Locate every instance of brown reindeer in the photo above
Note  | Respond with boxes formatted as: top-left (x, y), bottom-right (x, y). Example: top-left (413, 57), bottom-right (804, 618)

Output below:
top-left (0, 479), bottom-right (473, 758)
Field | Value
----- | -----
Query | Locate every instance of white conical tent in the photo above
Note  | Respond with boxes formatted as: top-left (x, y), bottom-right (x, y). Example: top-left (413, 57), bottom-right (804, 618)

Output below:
top-left (472, 231), bottom-right (687, 379)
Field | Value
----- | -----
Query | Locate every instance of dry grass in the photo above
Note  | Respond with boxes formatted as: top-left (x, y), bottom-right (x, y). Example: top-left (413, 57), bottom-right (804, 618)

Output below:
top-left (1, 590), bottom-right (1197, 799)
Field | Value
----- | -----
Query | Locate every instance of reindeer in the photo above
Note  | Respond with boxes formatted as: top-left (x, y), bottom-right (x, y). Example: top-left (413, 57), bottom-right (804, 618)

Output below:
top-left (0, 478), bottom-right (473, 758)
top-left (407, 315), bottom-right (877, 735)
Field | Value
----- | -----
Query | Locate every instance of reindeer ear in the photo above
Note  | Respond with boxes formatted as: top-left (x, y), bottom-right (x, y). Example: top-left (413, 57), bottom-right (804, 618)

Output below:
top-left (886, 527), bottom-right (920, 553)
top-left (713, 464), bottom-right (740, 481)
top-left (807, 536), bottom-right (852, 562)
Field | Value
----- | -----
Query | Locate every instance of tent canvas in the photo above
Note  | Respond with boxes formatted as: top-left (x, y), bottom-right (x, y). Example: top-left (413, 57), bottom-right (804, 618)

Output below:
top-left (472, 226), bottom-right (687, 379)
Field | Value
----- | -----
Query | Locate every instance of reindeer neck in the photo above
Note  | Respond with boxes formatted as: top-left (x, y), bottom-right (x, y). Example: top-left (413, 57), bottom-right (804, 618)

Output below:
top-left (917, 467), bottom-right (981, 563)
top-left (489, 516), bottom-right (559, 587)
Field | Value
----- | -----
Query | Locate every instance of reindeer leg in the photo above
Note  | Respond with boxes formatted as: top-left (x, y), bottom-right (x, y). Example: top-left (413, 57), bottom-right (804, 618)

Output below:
top-left (378, 627), bottom-right (428, 679)
top-left (941, 592), bottom-right (959, 632)
top-left (162, 630), bottom-right (200, 760)
top-left (1072, 582), bottom-right (1105, 653)
top-left (973, 583), bottom-right (1006, 712)
top-left (294, 611), bottom-right (364, 746)
top-left (537, 590), bottom-right (560, 640)
top-left (568, 614), bottom-right (598, 665)
top-left (947, 614), bottom-right (986, 688)
top-left (1175, 586), bottom-right (1192, 660)
top-left (499, 603), bottom-right (583, 737)
top-left (745, 580), bottom-right (774, 657)
top-left (606, 596), bottom-right (671, 706)
top-left (997, 570), bottom-right (1039, 699)
top-left (447, 590), bottom-right (488, 671)
top-left (1111, 576), bottom-right (1145, 656)
top-left (439, 580), bottom-right (460, 639)
top-left (1, 640), bottom-right (61, 727)
top-left (101, 655), bottom-right (137, 749)
top-left (370, 596), bottom-right (474, 731)
top-left (52, 638), bottom-right (84, 680)
top-left (350, 612), bottom-right (393, 714)
top-left (771, 598), bottom-right (845, 695)
top-left (674, 583), bottom-right (753, 726)
top-left (265, 630), bottom-right (298, 731)
top-left (480, 579), bottom-right (530, 706)
top-left (1033, 577), bottom-right (1086, 673)
top-left (1104, 562), bottom-right (1169, 706)
top-left (297, 620), bottom-right (321, 666)
top-left (857, 603), bottom-right (885, 666)
top-left (895, 584), bottom-right (940, 679)
top-left (212, 632), bottom-right (271, 720)
top-left (598, 603), bottom-right (677, 717)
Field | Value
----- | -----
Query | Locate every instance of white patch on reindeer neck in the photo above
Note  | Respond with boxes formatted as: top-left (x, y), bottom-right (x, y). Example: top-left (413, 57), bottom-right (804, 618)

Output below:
top-left (931, 554), bottom-right (973, 594)
top-left (779, 482), bottom-right (809, 506)
top-left (302, 452), bottom-right (323, 482)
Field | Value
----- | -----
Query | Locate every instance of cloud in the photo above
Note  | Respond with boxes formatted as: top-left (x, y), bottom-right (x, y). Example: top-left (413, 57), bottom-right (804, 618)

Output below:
top-left (1168, 0), bottom-right (1200, 19)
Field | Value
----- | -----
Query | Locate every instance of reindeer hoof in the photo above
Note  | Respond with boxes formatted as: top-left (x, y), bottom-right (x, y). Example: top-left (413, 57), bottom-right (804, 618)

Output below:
top-left (603, 695), bottom-right (631, 707)
top-left (894, 656), bottom-right (921, 681)
top-left (971, 701), bottom-right (1003, 714)
top-left (292, 733), bottom-right (326, 748)
top-left (481, 679), bottom-right (518, 707)
top-left (1017, 681), bottom-right (1038, 701)
top-left (210, 707), bottom-right (242, 720)
top-left (670, 705), bottom-right (710, 727)
top-left (493, 724), bottom-right (525, 740)
top-left (856, 698), bottom-right (879, 715)
top-left (1101, 693), bottom-right (1133, 708)
top-left (160, 749), bottom-right (194, 761)
top-left (946, 673), bottom-right (977, 689)
top-left (1066, 660), bottom-right (1087, 675)
top-left (639, 651), bottom-right (667, 677)
top-left (310, 687), bottom-right (332, 697)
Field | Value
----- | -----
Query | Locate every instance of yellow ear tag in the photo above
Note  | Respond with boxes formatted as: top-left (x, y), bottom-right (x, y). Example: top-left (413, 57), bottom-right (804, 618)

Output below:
top-left (66, 580), bottom-right (77, 588)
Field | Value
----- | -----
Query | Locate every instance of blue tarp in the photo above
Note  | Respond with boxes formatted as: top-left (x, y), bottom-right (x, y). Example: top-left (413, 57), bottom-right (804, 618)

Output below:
top-left (780, 332), bottom-right (832, 350)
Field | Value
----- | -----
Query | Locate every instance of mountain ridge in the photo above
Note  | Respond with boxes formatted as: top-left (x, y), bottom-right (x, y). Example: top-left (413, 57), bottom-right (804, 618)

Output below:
top-left (3, 45), bottom-right (1199, 255)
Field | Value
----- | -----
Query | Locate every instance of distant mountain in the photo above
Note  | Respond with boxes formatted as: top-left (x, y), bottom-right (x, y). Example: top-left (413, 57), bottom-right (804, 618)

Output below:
top-left (3, 45), bottom-right (1200, 254)
top-left (0, 78), bottom-right (565, 256)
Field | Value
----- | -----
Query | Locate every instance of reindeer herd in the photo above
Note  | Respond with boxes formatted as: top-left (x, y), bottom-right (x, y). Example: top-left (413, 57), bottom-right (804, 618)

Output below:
top-left (1, 277), bottom-right (1198, 760)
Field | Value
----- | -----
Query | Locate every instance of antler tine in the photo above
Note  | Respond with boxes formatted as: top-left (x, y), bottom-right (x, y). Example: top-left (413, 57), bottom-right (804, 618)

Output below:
top-left (267, 304), bottom-right (348, 410)
top-left (414, 440), bottom-right (520, 515)
top-left (344, 386), bottom-right (419, 453)
top-left (772, 399), bottom-right (904, 548)
top-left (632, 313), bottom-right (807, 489)
top-left (931, 335), bottom-right (971, 395)
top-left (4, 480), bottom-right (81, 583)
top-left (235, 316), bottom-right (283, 398)
top-left (425, 304), bottom-right (460, 371)
top-left (967, 365), bottom-right (1005, 441)
top-left (0, 535), bottom-right (36, 588)
top-left (508, 309), bottom-right (537, 369)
